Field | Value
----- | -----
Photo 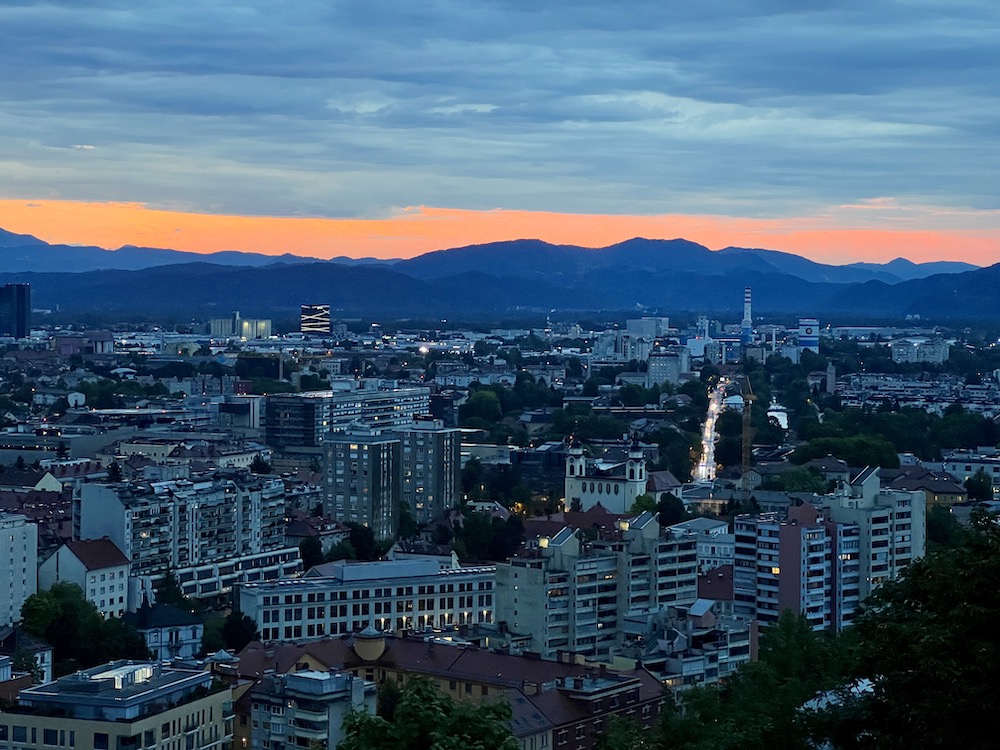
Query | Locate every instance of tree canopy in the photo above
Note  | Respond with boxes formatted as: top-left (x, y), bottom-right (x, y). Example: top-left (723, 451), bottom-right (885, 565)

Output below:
top-left (336, 676), bottom-right (519, 750)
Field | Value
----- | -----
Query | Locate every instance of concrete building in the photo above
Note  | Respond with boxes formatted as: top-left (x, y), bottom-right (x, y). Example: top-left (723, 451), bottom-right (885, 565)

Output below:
top-left (496, 513), bottom-right (698, 659)
top-left (323, 429), bottom-right (401, 540)
top-left (564, 438), bottom-right (647, 514)
top-left (669, 517), bottom-right (734, 574)
top-left (264, 385), bottom-right (431, 449)
top-left (0, 514), bottom-right (37, 628)
top-left (247, 670), bottom-right (376, 750)
top-left (646, 346), bottom-right (691, 388)
top-left (817, 467), bottom-right (926, 600)
top-left (123, 603), bottom-right (205, 661)
top-left (209, 311), bottom-right (272, 339)
top-left (239, 559), bottom-right (496, 641)
top-left (890, 338), bottom-right (950, 364)
top-left (74, 471), bottom-right (299, 602)
top-left (236, 634), bottom-right (665, 750)
top-left (38, 538), bottom-right (130, 619)
top-left (734, 501), bottom-right (863, 632)
top-left (398, 420), bottom-right (462, 524)
top-left (0, 661), bottom-right (233, 749)
top-left (0, 283), bottom-right (30, 339)
top-left (300, 304), bottom-right (332, 335)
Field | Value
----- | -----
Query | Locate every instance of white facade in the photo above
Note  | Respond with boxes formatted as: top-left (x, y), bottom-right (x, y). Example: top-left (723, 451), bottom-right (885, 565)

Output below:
top-left (0, 514), bottom-right (37, 627)
top-left (38, 540), bottom-right (131, 619)
top-left (564, 443), bottom-right (647, 513)
top-left (241, 559), bottom-right (496, 642)
top-left (74, 472), bottom-right (299, 601)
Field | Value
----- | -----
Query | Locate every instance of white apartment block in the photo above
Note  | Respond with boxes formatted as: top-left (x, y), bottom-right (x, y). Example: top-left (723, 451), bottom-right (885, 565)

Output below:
top-left (74, 471), bottom-right (299, 601)
top-left (496, 513), bottom-right (698, 659)
top-left (817, 467), bottom-right (926, 599)
top-left (0, 513), bottom-right (36, 627)
top-left (240, 559), bottom-right (496, 642)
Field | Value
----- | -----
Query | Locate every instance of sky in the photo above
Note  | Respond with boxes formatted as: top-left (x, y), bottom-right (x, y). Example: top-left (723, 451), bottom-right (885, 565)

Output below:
top-left (1, 0), bottom-right (998, 265)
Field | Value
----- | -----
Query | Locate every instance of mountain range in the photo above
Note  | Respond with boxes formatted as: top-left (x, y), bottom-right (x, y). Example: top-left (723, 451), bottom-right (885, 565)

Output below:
top-left (0, 228), bottom-right (993, 321)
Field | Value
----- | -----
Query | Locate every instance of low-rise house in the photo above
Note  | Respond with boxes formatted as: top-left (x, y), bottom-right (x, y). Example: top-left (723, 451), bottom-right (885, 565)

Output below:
top-left (38, 538), bottom-right (131, 619)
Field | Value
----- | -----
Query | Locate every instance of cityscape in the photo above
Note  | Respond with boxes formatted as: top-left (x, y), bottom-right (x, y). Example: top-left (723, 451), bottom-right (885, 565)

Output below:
top-left (1, 2), bottom-right (998, 749)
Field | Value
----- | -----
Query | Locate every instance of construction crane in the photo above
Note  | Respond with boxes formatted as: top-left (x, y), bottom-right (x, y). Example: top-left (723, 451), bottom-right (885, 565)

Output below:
top-left (741, 376), bottom-right (757, 495)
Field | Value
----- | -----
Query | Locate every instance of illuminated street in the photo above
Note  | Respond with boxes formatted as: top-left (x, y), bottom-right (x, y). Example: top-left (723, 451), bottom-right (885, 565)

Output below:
top-left (696, 379), bottom-right (727, 482)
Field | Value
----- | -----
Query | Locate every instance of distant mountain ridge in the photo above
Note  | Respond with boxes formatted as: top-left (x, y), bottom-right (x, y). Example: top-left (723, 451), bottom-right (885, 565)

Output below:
top-left (0, 226), bottom-right (991, 320)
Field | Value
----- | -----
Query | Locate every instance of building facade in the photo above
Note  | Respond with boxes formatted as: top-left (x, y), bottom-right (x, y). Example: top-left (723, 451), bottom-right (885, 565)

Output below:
top-left (37, 538), bottom-right (130, 619)
top-left (0, 283), bottom-right (30, 339)
top-left (0, 661), bottom-right (233, 750)
top-left (239, 559), bottom-right (496, 641)
top-left (74, 471), bottom-right (299, 601)
top-left (496, 514), bottom-right (698, 659)
top-left (564, 440), bottom-right (647, 514)
top-left (0, 514), bottom-right (37, 628)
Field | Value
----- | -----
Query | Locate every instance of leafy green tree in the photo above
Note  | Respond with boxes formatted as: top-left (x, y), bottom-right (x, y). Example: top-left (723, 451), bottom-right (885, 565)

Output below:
top-left (397, 502), bottom-right (419, 540)
top-left (155, 570), bottom-right (201, 612)
top-left (336, 676), bottom-right (519, 750)
top-left (926, 506), bottom-right (965, 551)
top-left (105, 460), bottom-right (124, 482)
top-left (347, 523), bottom-right (378, 561)
top-left (629, 494), bottom-right (656, 514)
top-left (21, 583), bottom-right (149, 675)
top-left (834, 514), bottom-right (1000, 750)
top-left (656, 492), bottom-right (686, 526)
top-left (326, 539), bottom-right (358, 561)
top-left (221, 610), bottom-right (259, 652)
top-left (250, 454), bottom-right (272, 474)
top-left (299, 536), bottom-right (325, 571)
top-left (964, 466), bottom-right (993, 501)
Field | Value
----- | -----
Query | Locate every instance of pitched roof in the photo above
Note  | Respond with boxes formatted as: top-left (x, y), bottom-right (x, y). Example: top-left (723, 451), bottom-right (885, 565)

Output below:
top-left (65, 538), bottom-right (130, 570)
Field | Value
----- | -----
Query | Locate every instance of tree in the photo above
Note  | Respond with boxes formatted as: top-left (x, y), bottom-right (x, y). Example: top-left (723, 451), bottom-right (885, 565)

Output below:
top-left (11, 648), bottom-right (43, 683)
top-left (155, 570), bottom-right (200, 612)
top-left (835, 514), bottom-right (1000, 750)
top-left (397, 502), bottom-right (419, 540)
top-left (105, 460), bottom-right (124, 483)
top-left (964, 466), bottom-right (993, 501)
top-left (221, 610), bottom-right (259, 652)
top-left (336, 676), bottom-right (519, 750)
top-left (21, 582), bottom-right (150, 675)
top-left (250, 454), bottom-right (272, 474)
top-left (656, 492), bottom-right (686, 526)
top-left (629, 494), bottom-right (656, 515)
top-left (348, 523), bottom-right (378, 561)
top-left (299, 536), bottom-right (325, 572)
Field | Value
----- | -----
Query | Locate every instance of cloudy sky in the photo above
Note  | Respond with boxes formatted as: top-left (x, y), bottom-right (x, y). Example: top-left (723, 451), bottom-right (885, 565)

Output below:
top-left (1, 0), bottom-right (998, 263)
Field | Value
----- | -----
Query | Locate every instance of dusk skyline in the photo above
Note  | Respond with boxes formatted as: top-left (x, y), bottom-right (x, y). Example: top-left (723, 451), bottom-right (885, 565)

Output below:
top-left (2, 1), bottom-right (998, 265)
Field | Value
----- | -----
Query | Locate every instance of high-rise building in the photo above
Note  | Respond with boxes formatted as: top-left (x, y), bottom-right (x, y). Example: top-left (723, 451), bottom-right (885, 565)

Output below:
top-left (733, 502), bottom-right (860, 632)
top-left (264, 386), bottom-right (431, 450)
top-left (495, 513), bottom-right (698, 658)
top-left (741, 286), bottom-right (752, 347)
top-left (397, 420), bottom-right (462, 524)
top-left (324, 429), bottom-right (401, 540)
top-left (301, 304), bottom-right (332, 335)
top-left (0, 283), bottom-right (30, 339)
top-left (0, 513), bottom-right (37, 627)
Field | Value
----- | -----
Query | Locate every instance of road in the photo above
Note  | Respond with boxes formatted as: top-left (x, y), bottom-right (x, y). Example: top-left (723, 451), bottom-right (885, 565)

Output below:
top-left (695, 379), bottom-right (727, 482)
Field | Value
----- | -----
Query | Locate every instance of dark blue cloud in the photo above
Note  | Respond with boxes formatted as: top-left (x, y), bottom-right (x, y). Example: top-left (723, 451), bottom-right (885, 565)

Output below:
top-left (0, 0), bottom-right (996, 217)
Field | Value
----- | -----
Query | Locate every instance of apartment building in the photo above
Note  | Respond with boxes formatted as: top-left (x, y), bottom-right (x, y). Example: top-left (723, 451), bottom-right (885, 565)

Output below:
top-left (0, 514), bottom-right (36, 628)
top-left (246, 671), bottom-right (376, 750)
top-left (239, 559), bottom-right (496, 642)
top-left (264, 384), bottom-right (431, 449)
top-left (496, 513), bottom-right (698, 659)
top-left (817, 467), bottom-right (925, 599)
top-left (74, 470), bottom-right (299, 601)
top-left (38, 538), bottom-right (130, 619)
top-left (0, 661), bottom-right (233, 750)
top-left (323, 429), bottom-right (401, 540)
top-left (734, 502), bottom-right (861, 632)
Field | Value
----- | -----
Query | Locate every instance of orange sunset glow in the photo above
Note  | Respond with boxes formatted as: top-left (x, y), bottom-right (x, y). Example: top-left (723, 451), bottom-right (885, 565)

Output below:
top-left (2, 199), bottom-right (999, 267)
